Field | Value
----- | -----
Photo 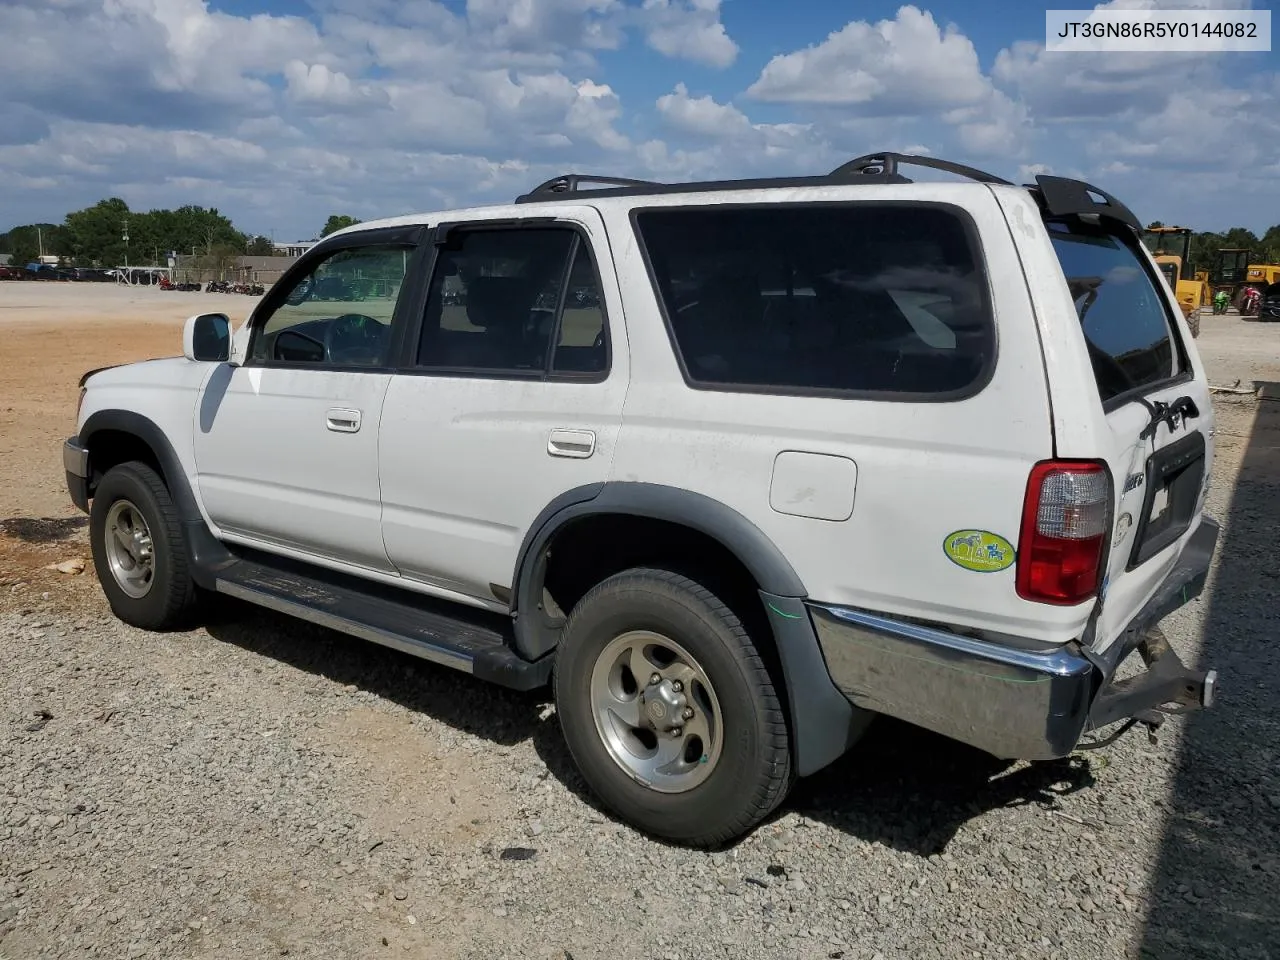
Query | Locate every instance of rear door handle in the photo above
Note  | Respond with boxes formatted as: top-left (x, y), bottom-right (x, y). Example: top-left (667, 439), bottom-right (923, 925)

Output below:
top-left (326, 407), bottom-right (362, 433)
top-left (548, 428), bottom-right (596, 459)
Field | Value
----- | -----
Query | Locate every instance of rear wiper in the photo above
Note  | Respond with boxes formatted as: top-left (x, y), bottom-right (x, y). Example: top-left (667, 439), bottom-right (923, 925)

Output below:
top-left (1137, 395), bottom-right (1199, 440)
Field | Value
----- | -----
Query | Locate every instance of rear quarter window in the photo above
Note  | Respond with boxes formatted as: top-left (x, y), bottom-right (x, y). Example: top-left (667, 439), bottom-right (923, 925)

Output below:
top-left (1047, 221), bottom-right (1180, 404)
top-left (633, 203), bottom-right (995, 399)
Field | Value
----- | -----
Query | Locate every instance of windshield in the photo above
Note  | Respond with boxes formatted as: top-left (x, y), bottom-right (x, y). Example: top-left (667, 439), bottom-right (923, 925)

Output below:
top-left (1049, 221), bottom-right (1179, 403)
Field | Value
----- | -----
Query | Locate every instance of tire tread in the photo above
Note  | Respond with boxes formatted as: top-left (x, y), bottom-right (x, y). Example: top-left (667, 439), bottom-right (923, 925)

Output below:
top-left (91, 461), bottom-right (197, 630)
top-left (557, 566), bottom-right (792, 847)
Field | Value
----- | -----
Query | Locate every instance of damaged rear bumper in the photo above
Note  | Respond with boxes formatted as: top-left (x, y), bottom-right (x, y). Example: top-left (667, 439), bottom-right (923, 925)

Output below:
top-left (809, 517), bottom-right (1219, 760)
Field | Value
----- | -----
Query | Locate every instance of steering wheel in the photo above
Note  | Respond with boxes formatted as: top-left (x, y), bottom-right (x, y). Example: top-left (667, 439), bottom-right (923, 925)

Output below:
top-left (285, 275), bottom-right (314, 306)
top-left (324, 313), bottom-right (385, 365)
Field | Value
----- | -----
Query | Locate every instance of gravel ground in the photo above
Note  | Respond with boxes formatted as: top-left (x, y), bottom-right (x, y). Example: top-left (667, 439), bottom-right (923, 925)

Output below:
top-left (1, 322), bottom-right (1278, 959)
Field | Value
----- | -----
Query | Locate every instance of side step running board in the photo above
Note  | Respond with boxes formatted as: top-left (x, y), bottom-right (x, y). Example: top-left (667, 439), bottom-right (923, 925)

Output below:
top-left (212, 555), bottom-right (552, 691)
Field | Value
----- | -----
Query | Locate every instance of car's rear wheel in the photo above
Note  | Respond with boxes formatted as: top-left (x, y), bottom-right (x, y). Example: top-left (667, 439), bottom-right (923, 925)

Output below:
top-left (89, 461), bottom-right (198, 630)
top-left (554, 567), bottom-right (792, 847)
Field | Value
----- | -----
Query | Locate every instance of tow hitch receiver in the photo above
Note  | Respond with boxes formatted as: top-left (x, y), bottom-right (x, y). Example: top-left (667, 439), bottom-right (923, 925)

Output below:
top-left (1079, 631), bottom-right (1216, 750)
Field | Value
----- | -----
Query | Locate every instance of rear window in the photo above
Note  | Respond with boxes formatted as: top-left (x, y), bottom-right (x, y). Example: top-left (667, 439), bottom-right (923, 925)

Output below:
top-left (1048, 221), bottom-right (1179, 403)
top-left (633, 204), bottom-right (994, 398)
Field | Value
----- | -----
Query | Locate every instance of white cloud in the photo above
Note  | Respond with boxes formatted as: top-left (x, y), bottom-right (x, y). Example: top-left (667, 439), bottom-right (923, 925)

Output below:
top-left (284, 62), bottom-right (389, 109)
top-left (744, 6), bottom-right (1030, 160)
top-left (655, 83), bottom-right (753, 139)
top-left (464, 0), bottom-right (625, 53)
top-left (641, 0), bottom-right (738, 68)
top-left (746, 6), bottom-right (990, 111)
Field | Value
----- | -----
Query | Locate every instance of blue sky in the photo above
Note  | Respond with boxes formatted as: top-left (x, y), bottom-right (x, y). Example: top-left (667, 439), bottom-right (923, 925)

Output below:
top-left (1, 0), bottom-right (1277, 241)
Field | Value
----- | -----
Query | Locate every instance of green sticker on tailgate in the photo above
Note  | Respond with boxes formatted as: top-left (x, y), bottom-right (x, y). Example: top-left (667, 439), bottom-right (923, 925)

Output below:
top-left (943, 529), bottom-right (1015, 572)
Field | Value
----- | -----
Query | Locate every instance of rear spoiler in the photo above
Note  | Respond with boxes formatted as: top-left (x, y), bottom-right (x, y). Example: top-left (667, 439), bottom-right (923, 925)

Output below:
top-left (1031, 175), bottom-right (1141, 233)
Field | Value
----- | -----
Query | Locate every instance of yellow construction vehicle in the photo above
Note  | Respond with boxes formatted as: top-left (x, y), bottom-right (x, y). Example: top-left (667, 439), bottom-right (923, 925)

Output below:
top-left (1140, 226), bottom-right (1211, 322)
top-left (1212, 247), bottom-right (1252, 303)
top-left (1245, 263), bottom-right (1280, 288)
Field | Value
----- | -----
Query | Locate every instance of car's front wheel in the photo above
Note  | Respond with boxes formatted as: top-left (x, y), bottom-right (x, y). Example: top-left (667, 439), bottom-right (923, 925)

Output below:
top-left (89, 461), bottom-right (198, 630)
top-left (554, 567), bottom-right (792, 847)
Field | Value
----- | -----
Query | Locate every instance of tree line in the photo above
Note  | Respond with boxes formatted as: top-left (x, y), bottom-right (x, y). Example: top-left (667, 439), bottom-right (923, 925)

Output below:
top-left (7, 197), bottom-right (1277, 273)
top-left (0, 200), bottom-right (361, 269)
top-left (1169, 224), bottom-right (1280, 274)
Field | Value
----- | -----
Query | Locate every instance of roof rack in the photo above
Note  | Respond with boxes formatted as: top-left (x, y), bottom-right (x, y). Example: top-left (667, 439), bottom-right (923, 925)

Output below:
top-left (829, 152), bottom-right (1013, 186)
top-left (514, 174), bottom-right (663, 204)
top-left (510, 152), bottom-right (1146, 226)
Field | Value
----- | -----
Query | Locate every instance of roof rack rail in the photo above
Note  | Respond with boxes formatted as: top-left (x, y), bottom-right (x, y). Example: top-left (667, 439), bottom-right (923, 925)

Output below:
top-left (509, 150), bottom-right (1016, 205)
top-left (830, 152), bottom-right (1013, 186)
top-left (515, 173), bottom-right (663, 204)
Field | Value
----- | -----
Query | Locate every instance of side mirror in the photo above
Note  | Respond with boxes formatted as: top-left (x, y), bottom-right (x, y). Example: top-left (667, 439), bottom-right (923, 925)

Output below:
top-left (183, 313), bottom-right (231, 362)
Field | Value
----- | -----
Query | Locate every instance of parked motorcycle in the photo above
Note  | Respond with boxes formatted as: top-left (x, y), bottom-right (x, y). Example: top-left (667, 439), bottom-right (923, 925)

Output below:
top-left (1241, 286), bottom-right (1261, 317)
top-left (1212, 290), bottom-right (1230, 315)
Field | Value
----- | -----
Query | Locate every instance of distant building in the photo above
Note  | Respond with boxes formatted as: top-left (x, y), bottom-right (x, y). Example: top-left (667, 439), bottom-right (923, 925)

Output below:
top-left (273, 241), bottom-right (316, 258)
top-left (169, 251), bottom-right (302, 287)
top-left (235, 255), bottom-right (302, 286)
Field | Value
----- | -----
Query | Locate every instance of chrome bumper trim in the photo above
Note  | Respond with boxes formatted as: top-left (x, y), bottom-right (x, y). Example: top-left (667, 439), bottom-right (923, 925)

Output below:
top-left (63, 437), bottom-right (89, 477)
top-left (809, 604), bottom-right (1095, 760)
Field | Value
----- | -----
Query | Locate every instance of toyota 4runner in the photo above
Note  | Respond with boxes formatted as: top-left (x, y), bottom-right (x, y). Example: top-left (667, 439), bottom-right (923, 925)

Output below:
top-left (64, 153), bottom-right (1220, 847)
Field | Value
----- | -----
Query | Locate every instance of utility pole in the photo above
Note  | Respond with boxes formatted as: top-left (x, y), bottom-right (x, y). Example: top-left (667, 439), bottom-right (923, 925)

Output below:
top-left (122, 218), bottom-right (130, 269)
top-left (37, 226), bottom-right (44, 261)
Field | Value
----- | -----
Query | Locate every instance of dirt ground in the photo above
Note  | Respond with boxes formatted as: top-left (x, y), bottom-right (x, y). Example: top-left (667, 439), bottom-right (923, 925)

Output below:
top-left (0, 284), bottom-right (261, 599)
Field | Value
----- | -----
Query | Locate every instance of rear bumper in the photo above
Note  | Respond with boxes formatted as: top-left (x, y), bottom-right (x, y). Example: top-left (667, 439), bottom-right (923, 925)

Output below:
top-left (64, 436), bottom-right (90, 514)
top-left (810, 517), bottom-right (1219, 760)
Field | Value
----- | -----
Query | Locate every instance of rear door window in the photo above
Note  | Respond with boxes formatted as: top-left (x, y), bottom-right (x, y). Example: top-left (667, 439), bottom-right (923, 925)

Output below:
top-left (1047, 221), bottom-right (1180, 403)
top-left (633, 203), bottom-right (994, 398)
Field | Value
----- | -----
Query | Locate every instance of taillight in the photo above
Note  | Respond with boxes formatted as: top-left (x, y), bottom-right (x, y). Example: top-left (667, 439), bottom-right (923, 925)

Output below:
top-left (1016, 461), bottom-right (1111, 605)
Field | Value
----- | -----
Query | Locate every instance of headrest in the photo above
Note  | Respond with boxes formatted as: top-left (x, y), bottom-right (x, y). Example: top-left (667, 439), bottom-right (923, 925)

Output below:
top-left (466, 276), bottom-right (535, 330)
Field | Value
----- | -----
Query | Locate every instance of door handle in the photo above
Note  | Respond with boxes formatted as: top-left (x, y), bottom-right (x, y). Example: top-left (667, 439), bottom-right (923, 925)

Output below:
top-left (326, 407), bottom-right (362, 433)
top-left (548, 429), bottom-right (596, 459)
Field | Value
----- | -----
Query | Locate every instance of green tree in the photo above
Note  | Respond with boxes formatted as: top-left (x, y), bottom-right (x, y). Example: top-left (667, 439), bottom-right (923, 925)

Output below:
top-left (1190, 232), bottom-right (1221, 274)
top-left (321, 214), bottom-right (361, 237)
top-left (8, 233), bottom-right (40, 268)
top-left (1258, 224), bottom-right (1280, 264)
top-left (1221, 227), bottom-right (1260, 253)
top-left (3, 223), bottom-right (64, 267)
top-left (64, 198), bottom-right (132, 266)
top-left (64, 200), bottom-right (252, 266)
top-left (164, 205), bottom-right (246, 256)
top-left (245, 235), bottom-right (275, 256)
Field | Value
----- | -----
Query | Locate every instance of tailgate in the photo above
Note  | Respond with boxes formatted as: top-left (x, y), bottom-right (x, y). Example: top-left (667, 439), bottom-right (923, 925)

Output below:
top-left (1042, 218), bottom-right (1213, 652)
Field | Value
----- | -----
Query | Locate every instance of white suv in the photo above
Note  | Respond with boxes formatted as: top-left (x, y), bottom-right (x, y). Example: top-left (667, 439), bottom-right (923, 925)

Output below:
top-left (64, 153), bottom-right (1220, 847)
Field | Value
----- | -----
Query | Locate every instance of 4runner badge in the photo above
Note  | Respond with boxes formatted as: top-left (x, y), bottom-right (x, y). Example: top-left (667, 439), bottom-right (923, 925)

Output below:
top-left (943, 530), bottom-right (1016, 573)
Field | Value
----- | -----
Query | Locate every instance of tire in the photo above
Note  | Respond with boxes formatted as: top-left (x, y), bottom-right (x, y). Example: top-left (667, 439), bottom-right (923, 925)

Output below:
top-left (1188, 309), bottom-right (1201, 338)
top-left (554, 567), bottom-right (792, 847)
top-left (89, 461), bottom-right (198, 630)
